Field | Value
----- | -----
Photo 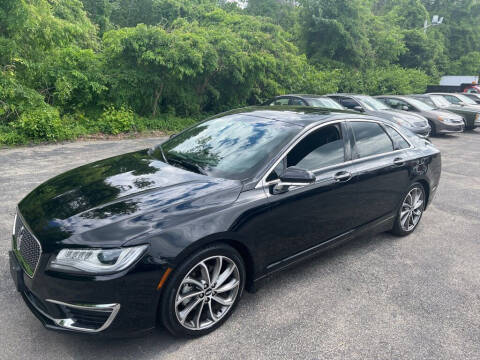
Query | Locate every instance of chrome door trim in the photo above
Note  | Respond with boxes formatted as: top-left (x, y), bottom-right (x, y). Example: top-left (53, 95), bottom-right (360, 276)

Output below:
top-left (256, 118), bottom-right (414, 192)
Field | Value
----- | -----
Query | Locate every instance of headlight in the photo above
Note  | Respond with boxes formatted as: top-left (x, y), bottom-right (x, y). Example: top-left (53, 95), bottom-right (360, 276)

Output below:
top-left (437, 116), bottom-right (454, 124)
top-left (48, 245), bottom-right (148, 274)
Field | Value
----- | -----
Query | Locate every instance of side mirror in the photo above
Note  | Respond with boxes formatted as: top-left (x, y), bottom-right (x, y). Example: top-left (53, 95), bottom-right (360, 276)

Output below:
top-left (169, 133), bottom-right (177, 139)
top-left (353, 105), bottom-right (364, 112)
top-left (401, 105), bottom-right (410, 111)
top-left (273, 167), bottom-right (315, 194)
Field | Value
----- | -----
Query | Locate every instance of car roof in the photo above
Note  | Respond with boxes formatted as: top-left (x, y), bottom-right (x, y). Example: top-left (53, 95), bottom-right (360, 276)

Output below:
top-left (376, 95), bottom-right (409, 99)
top-left (426, 92), bottom-right (462, 96)
top-left (215, 106), bottom-right (388, 127)
top-left (326, 93), bottom-right (366, 97)
top-left (274, 94), bottom-right (330, 99)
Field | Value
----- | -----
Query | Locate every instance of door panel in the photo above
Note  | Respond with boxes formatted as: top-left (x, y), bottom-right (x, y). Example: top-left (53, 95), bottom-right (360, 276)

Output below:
top-left (257, 122), bottom-right (358, 265)
top-left (350, 153), bottom-right (410, 227)
top-left (262, 162), bottom-right (359, 264)
top-left (347, 121), bottom-right (411, 226)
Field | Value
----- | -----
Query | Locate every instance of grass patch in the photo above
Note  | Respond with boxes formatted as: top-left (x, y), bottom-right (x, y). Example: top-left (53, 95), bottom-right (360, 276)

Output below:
top-left (0, 111), bottom-right (199, 147)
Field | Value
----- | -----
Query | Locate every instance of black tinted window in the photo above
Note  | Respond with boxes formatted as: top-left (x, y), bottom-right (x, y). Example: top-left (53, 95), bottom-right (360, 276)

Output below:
top-left (287, 125), bottom-right (345, 171)
top-left (350, 122), bottom-right (394, 158)
top-left (289, 98), bottom-right (305, 106)
top-left (384, 125), bottom-right (410, 150)
top-left (339, 98), bottom-right (360, 110)
top-left (270, 98), bottom-right (289, 106)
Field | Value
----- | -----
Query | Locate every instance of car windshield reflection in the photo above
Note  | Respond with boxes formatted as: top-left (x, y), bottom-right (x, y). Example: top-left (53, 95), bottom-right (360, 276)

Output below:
top-left (161, 114), bottom-right (300, 180)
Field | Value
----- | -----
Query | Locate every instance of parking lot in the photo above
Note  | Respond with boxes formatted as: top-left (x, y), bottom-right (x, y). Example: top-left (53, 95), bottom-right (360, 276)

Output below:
top-left (0, 131), bottom-right (479, 360)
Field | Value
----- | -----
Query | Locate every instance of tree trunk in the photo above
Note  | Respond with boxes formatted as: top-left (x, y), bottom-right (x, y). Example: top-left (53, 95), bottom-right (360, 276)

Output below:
top-left (152, 83), bottom-right (164, 118)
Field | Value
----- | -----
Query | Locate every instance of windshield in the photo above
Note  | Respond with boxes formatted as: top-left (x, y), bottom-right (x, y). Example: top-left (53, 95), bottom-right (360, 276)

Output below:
top-left (160, 114), bottom-right (300, 180)
top-left (406, 97), bottom-right (434, 111)
top-left (307, 98), bottom-right (344, 109)
top-left (456, 94), bottom-right (477, 105)
top-left (356, 96), bottom-right (390, 111)
top-left (431, 95), bottom-right (452, 108)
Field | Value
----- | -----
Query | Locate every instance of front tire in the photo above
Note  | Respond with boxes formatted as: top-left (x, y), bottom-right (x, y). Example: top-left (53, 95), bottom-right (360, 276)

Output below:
top-left (428, 120), bottom-right (437, 137)
top-left (391, 183), bottom-right (426, 236)
top-left (159, 244), bottom-right (245, 337)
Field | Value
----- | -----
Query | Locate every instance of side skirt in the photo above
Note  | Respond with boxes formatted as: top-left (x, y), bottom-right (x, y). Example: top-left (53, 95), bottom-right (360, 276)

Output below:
top-left (251, 213), bottom-right (396, 288)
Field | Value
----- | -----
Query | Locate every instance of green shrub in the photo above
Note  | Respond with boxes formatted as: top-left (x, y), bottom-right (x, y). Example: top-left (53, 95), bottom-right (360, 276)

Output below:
top-left (14, 107), bottom-right (70, 141)
top-left (97, 106), bottom-right (135, 135)
top-left (337, 66), bottom-right (431, 95)
top-left (0, 127), bottom-right (28, 146)
top-left (136, 114), bottom-right (198, 133)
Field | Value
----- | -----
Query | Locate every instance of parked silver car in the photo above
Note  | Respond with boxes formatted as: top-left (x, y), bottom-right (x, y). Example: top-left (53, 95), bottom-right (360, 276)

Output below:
top-left (376, 95), bottom-right (464, 136)
top-left (327, 94), bottom-right (431, 137)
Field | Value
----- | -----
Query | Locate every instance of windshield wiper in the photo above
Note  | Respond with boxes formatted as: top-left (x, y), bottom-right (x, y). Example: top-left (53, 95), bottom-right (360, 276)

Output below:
top-left (158, 144), bottom-right (168, 164)
top-left (168, 157), bottom-right (208, 176)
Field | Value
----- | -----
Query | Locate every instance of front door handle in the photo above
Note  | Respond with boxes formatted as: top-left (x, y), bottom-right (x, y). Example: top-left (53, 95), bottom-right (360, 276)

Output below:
top-left (393, 157), bottom-right (405, 166)
top-left (334, 171), bottom-right (352, 182)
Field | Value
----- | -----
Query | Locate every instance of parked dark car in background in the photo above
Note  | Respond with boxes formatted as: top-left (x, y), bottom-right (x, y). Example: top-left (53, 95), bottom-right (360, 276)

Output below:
top-left (411, 94), bottom-right (480, 130)
top-left (376, 95), bottom-right (464, 136)
top-left (264, 94), bottom-right (345, 110)
top-left (9, 107), bottom-right (441, 338)
top-left (327, 94), bottom-right (431, 137)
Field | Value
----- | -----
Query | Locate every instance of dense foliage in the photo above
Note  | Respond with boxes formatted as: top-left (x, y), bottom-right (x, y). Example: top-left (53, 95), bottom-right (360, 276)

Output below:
top-left (1, 0), bottom-right (479, 144)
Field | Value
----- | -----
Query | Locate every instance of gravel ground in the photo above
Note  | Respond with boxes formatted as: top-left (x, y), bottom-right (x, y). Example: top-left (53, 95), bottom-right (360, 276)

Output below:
top-left (0, 131), bottom-right (479, 360)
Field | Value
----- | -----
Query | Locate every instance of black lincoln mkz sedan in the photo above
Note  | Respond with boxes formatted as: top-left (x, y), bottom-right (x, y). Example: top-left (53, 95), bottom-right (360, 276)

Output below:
top-left (10, 107), bottom-right (441, 337)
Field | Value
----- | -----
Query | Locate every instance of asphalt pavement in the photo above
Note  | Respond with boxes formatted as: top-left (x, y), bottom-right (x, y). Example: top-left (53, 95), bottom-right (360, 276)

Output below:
top-left (0, 132), bottom-right (479, 360)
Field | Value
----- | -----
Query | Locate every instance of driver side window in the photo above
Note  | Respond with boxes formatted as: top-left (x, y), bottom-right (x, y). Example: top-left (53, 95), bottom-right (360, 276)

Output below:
top-left (286, 124), bottom-right (345, 171)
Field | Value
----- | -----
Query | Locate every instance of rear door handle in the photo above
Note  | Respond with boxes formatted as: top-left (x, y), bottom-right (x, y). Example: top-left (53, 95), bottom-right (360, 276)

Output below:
top-left (334, 171), bottom-right (352, 182)
top-left (393, 157), bottom-right (405, 166)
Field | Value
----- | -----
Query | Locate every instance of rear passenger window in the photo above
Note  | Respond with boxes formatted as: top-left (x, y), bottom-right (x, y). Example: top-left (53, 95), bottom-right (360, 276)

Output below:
top-left (350, 122), bottom-right (394, 158)
top-left (383, 125), bottom-right (410, 150)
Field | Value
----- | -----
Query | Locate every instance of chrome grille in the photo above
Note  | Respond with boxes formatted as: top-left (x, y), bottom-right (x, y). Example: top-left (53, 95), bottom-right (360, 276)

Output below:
top-left (14, 213), bottom-right (42, 277)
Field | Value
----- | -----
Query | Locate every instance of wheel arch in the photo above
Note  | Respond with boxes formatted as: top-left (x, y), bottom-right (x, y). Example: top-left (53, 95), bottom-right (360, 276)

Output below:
top-left (172, 235), bottom-right (257, 293)
top-left (416, 178), bottom-right (431, 209)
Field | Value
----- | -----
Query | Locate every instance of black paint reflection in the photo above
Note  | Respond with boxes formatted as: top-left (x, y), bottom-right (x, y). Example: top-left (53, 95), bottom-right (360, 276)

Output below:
top-left (161, 114), bottom-right (299, 180)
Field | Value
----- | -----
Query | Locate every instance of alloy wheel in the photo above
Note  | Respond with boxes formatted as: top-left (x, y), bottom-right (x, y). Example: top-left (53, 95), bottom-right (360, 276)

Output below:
top-left (174, 256), bottom-right (240, 331)
top-left (400, 187), bottom-right (424, 232)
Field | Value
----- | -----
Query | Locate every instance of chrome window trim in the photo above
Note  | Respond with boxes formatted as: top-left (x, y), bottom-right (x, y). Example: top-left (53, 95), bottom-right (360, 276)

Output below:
top-left (256, 118), bottom-right (414, 191)
top-left (13, 209), bottom-right (43, 279)
top-left (12, 213), bottom-right (17, 236)
top-left (44, 299), bottom-right (121, 333)
top-left (349, 119), bottom-right (414, 153)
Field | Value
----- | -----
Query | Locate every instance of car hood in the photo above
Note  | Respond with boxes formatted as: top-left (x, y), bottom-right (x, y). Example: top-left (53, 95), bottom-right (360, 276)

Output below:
top-left (429, 109), bottom-right (464, 120)
top-left (446, 105), bottom-right (480, 113)
top-left (371, 109), bottom-right (428, 126)
top-left (18, 149), bottom-right (242, 249)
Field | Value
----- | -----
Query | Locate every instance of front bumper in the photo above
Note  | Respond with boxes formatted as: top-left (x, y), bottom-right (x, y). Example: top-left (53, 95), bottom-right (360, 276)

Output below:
top-left (9, 250), bottom-right (165, 337)
top-left (410, 126), bottom-right (431, 137)
top-left (436, 122), bottom-right (465, 134)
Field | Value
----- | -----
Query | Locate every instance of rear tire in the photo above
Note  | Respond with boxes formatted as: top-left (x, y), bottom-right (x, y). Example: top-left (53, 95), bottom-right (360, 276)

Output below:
top-left (391, 183), bottom-right (426, 236)
top-left (159, 244), bottom-right (245, 338)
